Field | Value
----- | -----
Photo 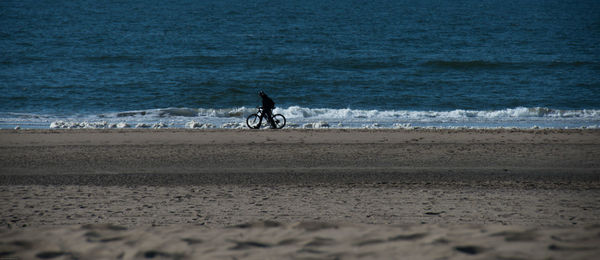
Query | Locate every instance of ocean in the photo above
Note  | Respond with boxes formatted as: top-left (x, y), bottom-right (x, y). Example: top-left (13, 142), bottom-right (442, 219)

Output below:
top-left (1, 0), bottom-right (599, 129)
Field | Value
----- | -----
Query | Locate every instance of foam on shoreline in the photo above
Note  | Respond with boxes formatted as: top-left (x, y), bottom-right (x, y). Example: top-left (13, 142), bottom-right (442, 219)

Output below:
top-left (2, 106), bottom-right (599, 129)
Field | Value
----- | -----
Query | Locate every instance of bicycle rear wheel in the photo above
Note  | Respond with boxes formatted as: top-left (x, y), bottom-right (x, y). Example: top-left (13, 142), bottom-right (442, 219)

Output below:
top-left (272, 114), bottom-right (286, 129)
top-left (246, 114), bottom-right (261, 129)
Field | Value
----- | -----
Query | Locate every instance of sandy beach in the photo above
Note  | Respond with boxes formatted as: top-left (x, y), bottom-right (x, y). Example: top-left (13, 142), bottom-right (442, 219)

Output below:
top-left (1, 129), bottom-right (599, 259)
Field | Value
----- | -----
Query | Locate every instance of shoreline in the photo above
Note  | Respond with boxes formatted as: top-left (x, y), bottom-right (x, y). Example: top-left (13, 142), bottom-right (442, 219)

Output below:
top-left (4, 127), bottom-right (600, 133)
top-left (3, 106), bottom-right (600, 131)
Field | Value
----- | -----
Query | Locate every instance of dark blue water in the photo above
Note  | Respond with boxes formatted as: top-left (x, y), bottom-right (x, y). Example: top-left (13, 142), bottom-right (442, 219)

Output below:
top-left (1, 0), bottom-right (599, 128)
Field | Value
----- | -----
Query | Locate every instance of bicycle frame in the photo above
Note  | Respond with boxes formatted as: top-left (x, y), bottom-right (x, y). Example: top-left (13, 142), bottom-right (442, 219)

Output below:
top-left (256, 107), bottom-right (272, 121)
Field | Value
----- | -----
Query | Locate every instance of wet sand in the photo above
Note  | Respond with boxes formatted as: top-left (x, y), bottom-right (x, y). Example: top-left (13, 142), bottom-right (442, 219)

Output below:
top-left (1, 129), bottom-right (599, 259)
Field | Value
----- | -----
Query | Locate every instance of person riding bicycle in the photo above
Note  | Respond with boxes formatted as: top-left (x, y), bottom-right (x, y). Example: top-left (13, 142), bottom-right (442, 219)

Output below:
top-left (259, 91), bottom-right (276, 128)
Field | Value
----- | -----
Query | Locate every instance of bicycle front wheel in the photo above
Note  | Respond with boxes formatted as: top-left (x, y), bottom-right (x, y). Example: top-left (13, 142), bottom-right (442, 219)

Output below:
top-left (272, 114), bottom-right (286, 129)
top-left (246, 114), bottom-right (261, 129)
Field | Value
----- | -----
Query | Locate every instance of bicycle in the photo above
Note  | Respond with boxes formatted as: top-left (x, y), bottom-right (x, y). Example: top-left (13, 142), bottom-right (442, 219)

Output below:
top-left (246, 107), bottom-right (286, 129)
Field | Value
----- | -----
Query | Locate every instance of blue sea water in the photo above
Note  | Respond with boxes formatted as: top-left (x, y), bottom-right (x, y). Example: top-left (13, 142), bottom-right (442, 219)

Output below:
top-left (1, 0), bottom-right (599, 128)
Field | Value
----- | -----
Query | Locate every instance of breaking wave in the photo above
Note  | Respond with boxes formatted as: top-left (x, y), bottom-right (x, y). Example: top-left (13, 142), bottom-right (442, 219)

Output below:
top-left (277, 106), bottom-right (600, 120)
top-left (92, 106), bottom-right (600, 121)
top-left (1, 106), bottom-right (599, 129)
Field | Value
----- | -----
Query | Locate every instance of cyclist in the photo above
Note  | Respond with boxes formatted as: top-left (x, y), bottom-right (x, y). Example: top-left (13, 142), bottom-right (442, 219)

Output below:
top-left (259, 91), bottom-right (276, 128)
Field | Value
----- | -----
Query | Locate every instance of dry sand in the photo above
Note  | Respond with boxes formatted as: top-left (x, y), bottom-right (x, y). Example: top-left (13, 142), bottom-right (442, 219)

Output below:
top-left (1, 129), bottom-right (599, 259)
top-left (2, 221), bottom-right (599, 260)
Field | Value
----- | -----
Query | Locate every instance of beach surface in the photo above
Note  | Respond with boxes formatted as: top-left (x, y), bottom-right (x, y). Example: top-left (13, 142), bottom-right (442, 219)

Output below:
top-left (1, 129), bottom-right (599, 259)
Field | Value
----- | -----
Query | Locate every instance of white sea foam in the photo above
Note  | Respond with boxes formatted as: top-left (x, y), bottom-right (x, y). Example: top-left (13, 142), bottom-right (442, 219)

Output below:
top-left (116, 122), bottom-right (130, 128)
top-left (185, 121), bottom-right (216, 129)
top-left (302, 121), bottom-right (330, 129)
top-left (3, 106), bottom-right (600, 129)
top-left (275, 106), bottom-right (600, 120)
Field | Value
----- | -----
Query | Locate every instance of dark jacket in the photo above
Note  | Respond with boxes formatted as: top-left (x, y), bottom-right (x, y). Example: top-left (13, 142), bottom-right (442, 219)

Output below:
top-left (261, 95), bottom-right (275, 109)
